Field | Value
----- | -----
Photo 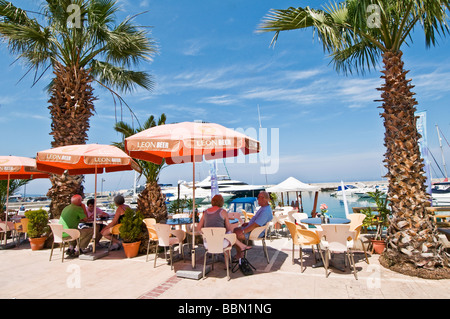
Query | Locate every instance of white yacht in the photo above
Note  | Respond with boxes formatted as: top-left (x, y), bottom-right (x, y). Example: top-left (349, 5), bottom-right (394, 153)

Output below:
top-left (192, 175), bottom-right (266, 198)
top-left (431, 182), bottom-right (450, 205)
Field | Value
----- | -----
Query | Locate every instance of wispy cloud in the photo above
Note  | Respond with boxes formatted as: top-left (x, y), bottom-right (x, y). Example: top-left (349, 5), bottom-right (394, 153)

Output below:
top-left (182, 39), bottom-right (205, 56)
top-left (198, 95), bottom-right (240, 105)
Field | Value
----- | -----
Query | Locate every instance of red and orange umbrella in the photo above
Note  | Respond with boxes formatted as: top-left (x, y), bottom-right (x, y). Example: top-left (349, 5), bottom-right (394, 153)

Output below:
top-left (36, 144), bottom-right (141, 253)
top-left (125, 121), bottom-right (260, 267)
top-left (0, 156), bottom-right (50, 245)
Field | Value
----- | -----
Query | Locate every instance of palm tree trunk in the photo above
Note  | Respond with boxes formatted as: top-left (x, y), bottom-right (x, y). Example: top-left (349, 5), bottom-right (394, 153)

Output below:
top-left (379, 51), bottom-right (444, 270)
top-left (46, 62), bottom-right (97, 218)
top-left (137, 181), bottom-right (167, 222)
top-left (137, 181), bottom-right (167, 253)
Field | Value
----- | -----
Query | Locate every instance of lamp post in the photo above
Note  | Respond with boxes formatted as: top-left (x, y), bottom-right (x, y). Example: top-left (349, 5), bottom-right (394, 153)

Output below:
top-left (101, 178), bottom-right (105, 196)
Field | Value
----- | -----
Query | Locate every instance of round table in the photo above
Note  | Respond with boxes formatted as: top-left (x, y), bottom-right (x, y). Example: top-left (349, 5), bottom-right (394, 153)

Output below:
top-left (300, 217), bottom-right (350, 225)
top-left (166, 218), bottom-right (240, 226)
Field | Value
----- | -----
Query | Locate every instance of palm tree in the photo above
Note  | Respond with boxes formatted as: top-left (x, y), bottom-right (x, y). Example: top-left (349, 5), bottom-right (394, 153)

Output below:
top-left (0, 0), bottom-right (157, 217)
top-left (0, 179), bottom-right (29, 216)
top-left (113, 113), bottom-right (167, 222)
top-left (258, 0), bottom-right (450, 275)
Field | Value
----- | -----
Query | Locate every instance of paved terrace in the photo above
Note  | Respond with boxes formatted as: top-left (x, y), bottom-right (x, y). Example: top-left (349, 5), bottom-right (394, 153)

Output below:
top-left (0, 235), bottom-right (448, 300)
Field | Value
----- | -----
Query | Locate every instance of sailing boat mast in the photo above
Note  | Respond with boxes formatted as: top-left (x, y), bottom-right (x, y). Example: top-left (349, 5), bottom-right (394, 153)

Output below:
top-left (436, 124), bottom-right (448, 180)
top-left (258, 104), bottom-right (268, 185)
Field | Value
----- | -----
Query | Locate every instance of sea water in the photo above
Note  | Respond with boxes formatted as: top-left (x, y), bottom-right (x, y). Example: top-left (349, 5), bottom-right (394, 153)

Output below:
top-left (292, 191), bottom-right (376, 218)
top-left (221, 191), bottom-right (376, 219)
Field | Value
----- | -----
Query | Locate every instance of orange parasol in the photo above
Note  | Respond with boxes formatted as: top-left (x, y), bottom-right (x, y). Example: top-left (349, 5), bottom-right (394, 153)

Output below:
top-left (0, 156), bottom-right (50, 245)
top-left (125, 121), bottom-right (260, 267)
top-left (36, 144), bottom-right (141, 254)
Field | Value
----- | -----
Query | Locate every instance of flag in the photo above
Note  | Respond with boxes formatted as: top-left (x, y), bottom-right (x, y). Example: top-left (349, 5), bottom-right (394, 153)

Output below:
top-left (209, 160), bottom-right (219, 198)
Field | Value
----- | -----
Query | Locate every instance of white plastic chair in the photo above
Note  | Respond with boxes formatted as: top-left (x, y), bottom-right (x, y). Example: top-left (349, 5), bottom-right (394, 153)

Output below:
top-left (291, 212), bottom-right (309, 229)
top-left (269, 213), bottom-right (287, 240)
top-left (348, 213), bottom-right (366, 230)
top-left (245, 223), bottom-right (270, 264)
top-left (350, 222), bottom-right (370, 264)
top-left (201, 227), bottom-right (236, 280)
top-left (48, 223), bottom-right (81, 262)
top-left (154, 223), bottom-right (186, 270)
top-left (320, 224), bottom-right (358, 279)
top-left (347, 213), bottom-right (370, 264)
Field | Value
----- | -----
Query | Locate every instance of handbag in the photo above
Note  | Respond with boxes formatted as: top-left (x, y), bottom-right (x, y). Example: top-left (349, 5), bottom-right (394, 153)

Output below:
top-left (232, 257), bottom-right (254, 276)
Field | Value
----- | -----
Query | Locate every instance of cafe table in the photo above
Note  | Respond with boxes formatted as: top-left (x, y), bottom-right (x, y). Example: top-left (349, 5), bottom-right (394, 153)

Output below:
top-left (166, 217), bottom-right (240, 228)
top-left (300, 217), bottom-right (350, 225)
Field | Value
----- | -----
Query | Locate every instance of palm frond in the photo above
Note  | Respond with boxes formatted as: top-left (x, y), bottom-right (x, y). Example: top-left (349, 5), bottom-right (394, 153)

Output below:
top-left (112, 113), bottom-right (167, 183)
top-left (113, 120), bottom-right (137, 137)
top-left (331, 38), bottom-right (382, 75)
top-left (90, 59), bottom-right (154, 92)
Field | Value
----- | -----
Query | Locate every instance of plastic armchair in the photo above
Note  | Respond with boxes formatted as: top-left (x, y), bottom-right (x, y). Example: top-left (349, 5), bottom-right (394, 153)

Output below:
top-left (108, 223), bottom-right (122, 251)
top-left (201, 227), bottom-right (237, 280)
top-left (320, 224), bottom-right (358, 279)
top-left (154, 223), bottom-right (186, 270)
top-left (269, 214), bottom-right (287, 240)
top-left (351, 223), bottom-right (369, 264)
top-left (242, 210), bottom-right (255, 223)
top-left (348, 213), bottom-right (366, 231)
top-left (0, 222), bottom-right (15, 245)
top-left (143, 218), bottom-right (158, 262)
top-left (14, 218), bottom-right (29, 246)
top-left (245, 223), bottom-right (270, 264)
top-left (48, 223), bottom-right (81, 262)
top-left (285, 221), bottom-right (326, 275)
top-left (291, 212), bottom-right (309, 229)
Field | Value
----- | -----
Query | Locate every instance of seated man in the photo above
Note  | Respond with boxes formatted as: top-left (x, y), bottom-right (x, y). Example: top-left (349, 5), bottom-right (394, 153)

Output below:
top-left (83, 198), bottom-right (110, 246)
top-left (233, 191), bottom-right (273, 259)
top-left (59, 195), bottom-right (93, 256)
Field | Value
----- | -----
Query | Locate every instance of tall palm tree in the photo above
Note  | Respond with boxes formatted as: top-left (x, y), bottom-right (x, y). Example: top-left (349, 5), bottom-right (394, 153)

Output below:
top-left (113, 113), bottom-right (167, 222)
top-left (0, 0), bottom-right (157, 217)
top-left (259, 0), bottom-right (450, 275)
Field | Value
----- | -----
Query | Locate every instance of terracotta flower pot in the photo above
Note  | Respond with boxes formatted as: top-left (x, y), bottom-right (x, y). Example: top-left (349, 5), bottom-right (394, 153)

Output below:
top-left (29, 236), bottom-right (46, 251)
top-left (122, 241), bottom-right (141, 258)
top-left (371, 239), bottom-right (386, 254)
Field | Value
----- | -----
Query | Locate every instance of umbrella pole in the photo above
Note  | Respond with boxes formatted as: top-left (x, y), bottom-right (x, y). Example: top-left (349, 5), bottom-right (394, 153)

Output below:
top-left (4, 174), bottom-right (10, 245)
top-left (93, 165), bottom-right (98, 253)
top-left (312, 191), bottom-right (319, 217)
top-left (191, 159), bottom-right (196, 268)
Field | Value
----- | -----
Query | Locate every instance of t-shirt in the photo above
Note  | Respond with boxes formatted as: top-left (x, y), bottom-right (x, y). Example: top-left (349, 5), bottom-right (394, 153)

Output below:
top-left (85, 207), bottom-right (105, 220)
top-left (204, 207), bottom-right (225, 228)
top-left (244, 205), bottom-right (273, 238)
top-left (60, 204), bottom-right (86, 236)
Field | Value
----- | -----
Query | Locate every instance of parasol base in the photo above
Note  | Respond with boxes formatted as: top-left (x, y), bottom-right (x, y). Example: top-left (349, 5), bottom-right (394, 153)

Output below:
top-left (176, 264), bottom-right (211, 280)
top-left (78, 249), bottom-right (109, 261)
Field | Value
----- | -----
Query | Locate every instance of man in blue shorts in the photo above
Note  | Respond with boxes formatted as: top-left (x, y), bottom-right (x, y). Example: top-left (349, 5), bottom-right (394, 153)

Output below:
top-left (233, 191), bottom-right (273, 259)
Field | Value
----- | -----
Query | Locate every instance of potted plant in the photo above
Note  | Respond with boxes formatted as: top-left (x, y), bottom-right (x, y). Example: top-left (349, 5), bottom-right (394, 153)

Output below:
top-left (24, 209), bottom-right (49, 250)
top-left (119, 208), bottom-right (144, 258)
top-left (363, 190), bottom-right (390, 254)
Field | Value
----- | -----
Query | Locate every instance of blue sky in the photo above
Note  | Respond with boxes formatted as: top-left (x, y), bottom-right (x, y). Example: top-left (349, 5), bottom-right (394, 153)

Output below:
top-left (1, 0), bottom-right (450, 195)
